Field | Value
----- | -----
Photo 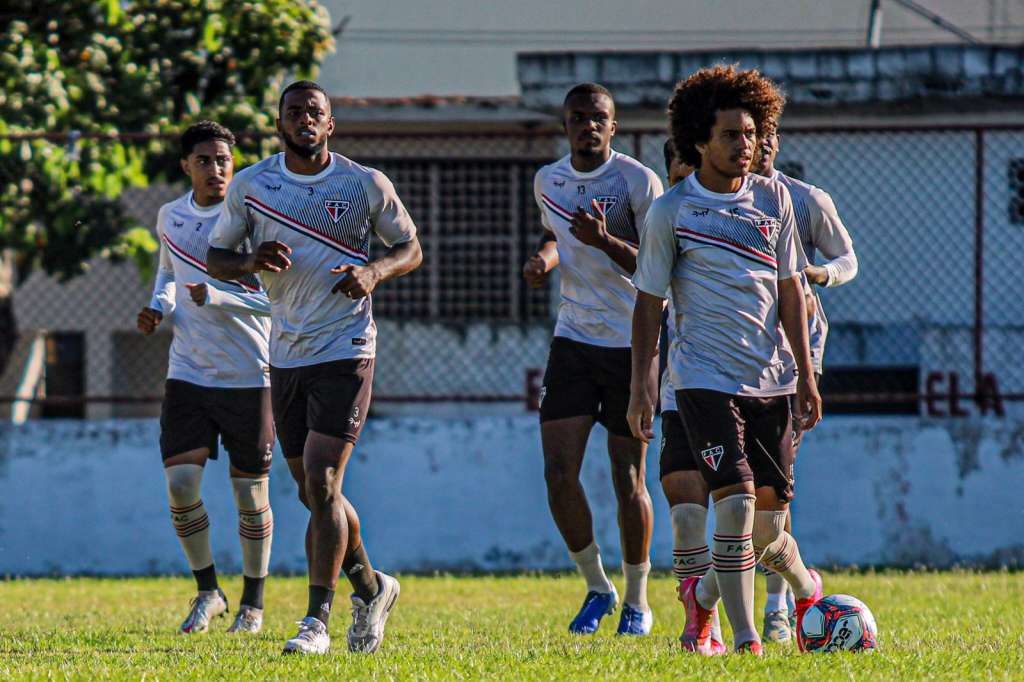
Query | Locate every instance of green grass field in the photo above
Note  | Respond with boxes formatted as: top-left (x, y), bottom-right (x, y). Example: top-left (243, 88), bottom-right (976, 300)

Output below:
top-left (0, 571), bottom-right (1021, 680)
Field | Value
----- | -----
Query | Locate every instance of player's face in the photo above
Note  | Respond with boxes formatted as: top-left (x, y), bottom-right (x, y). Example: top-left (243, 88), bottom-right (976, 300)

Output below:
top-left (698, 108), bottom-right (756, 179)
top-left (563, 94), bottom-right (616, 158)
top-left (181, 140), bottom-right (234, 202)
top-left (755, 123), bottom-right (780, 175)
top-left (277, 89), bottom-right (335, 158)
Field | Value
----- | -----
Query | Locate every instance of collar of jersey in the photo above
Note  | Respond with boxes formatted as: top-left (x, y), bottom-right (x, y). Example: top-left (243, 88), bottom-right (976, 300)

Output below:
top-left (686, 172), bottom-right (749, 202)
top-left (768, 168), bottom-right (783, 182)
top-left (563, 151), bottom-right (618, 179)
top-left (278, 152), bottom-right (336, 184)
top-left (187, 191), bottom-right (224, 218)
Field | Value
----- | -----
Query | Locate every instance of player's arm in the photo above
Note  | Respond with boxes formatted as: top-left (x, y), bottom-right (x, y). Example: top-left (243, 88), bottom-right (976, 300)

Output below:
top-left (776, 189), bottom-right (822, 430)
top-left (523, 231), bottom-right (559, 288)
top-left (804, 189), bottom-right (858, 287)
top-left (627, 194), bottom-right (675, 442)
top-left (138, 206), bottom-right (174, 335)
top-left (332, 169), bottom-right (422, 298)
top-left (206, 181), bottom-right (292, 280)
top-left (186, 281), bottom-right (271, 317)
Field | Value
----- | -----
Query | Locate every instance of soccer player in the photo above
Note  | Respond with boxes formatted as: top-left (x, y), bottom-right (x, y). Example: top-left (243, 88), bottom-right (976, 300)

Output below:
top-left (628, 65), bottom-right (824, 655)
top-left (137, 121), bottom-right (275, 635)
top-left (752, 120), bottom-right (858, 642)
top-left (656, 140), bottom-right (727, 655)
top-left (523, 83), bottom-right (663, 635)
top-left (207, 81), bottom-right (422, 655)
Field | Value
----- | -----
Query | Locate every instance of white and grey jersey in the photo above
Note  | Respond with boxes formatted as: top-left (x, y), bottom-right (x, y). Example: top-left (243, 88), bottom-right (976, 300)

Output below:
top-left (209, 153), bottom-right (417, 368)
top-left (659, 300), bottom-right (680, 412)
top-left (149, 192), bottom-right (270, 388)
top-left (772, 170), bottom-right (858, 373)
top-left (635, 173), bottom-right (804, 398)
top-left (535, 151), bottom-right (663, 348)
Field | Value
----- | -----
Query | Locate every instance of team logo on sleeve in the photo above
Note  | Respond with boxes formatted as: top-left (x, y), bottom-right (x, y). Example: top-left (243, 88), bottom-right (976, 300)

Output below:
top-left (594, 195), bottom-right (618, 214)
top-left (754, 217), bottom-right (780, 245)
top-left (701, 445), bottom-right (725, 471)
top-left (324, 199), bottom-right (351, 223)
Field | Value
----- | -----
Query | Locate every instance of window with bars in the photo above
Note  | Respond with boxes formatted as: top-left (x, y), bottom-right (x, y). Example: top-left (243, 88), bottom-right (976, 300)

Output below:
top-left (1008, 158), bottom-right (1024, 225)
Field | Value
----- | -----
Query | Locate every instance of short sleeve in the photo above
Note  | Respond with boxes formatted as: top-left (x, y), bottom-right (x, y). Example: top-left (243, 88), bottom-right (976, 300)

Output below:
top-left (208, 179), bottom-right (249, 250)
top-left (632, 193), bottom-right (678, 298)
top-left (533, 169), bottom-right (554, 233)
top-left (368, 170), bottom-right (417, 247)
top-left (774, 185), bottom-right (800, 279)
top-left (629, 165), bottom-right (664, 238)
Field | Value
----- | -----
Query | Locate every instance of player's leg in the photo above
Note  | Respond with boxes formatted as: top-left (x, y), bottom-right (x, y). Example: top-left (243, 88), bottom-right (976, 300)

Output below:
top-left (747, 396), bottom-right (822, 652)
top-left (600, 346), bottom-right (654, 635)
top-left (160, 379), bottom-right (227, 634)
top-left (218, 386), bottom-right (276, 633)
top-left (677, 390), bottom-right (760, 654)
top-left (659, 410), bottom-right (725, 654)
top-left (762, 410), bottom-right (801, 642)
top-left (539, 339), bottom-right (615, 633)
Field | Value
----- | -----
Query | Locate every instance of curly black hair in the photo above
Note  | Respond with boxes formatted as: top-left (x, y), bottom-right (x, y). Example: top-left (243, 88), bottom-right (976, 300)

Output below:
top-left (667, 65), bottom-right (785, 168)
top-left (180, 120), bottom-right (236, 158)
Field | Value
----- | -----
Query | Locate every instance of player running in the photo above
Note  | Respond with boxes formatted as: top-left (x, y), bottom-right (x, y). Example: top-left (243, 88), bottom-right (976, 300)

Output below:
top-left (523, 83), bottom-right (663, 635)
top-left (752, 120), bottom-right (858, 643)
top-left (656, 140), bottom-right (727, 655)
top-left (137, 121), bottom-right (275, 635)
top-left (628, 66), bottom-right (824, 655)
top-left (207, 81), bottom-right (422, 655)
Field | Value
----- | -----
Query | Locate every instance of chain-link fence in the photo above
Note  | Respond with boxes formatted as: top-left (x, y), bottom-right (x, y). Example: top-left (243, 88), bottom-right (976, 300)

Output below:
top-left (0, 126), bottom-right (1020, 418)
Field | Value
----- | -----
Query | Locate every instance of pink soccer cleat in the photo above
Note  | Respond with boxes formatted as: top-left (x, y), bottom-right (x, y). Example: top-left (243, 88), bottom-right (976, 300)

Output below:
top-left (795, 568), bottom-right (824, 652)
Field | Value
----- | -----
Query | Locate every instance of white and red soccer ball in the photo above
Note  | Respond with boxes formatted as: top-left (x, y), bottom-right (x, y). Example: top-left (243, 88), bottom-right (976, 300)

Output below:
top-left (799, 594), bottom-right (879, 653)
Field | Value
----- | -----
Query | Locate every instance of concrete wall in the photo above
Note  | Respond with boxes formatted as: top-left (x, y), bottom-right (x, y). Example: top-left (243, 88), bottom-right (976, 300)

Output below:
top-left (1, 415), bottom-right (1021, 576)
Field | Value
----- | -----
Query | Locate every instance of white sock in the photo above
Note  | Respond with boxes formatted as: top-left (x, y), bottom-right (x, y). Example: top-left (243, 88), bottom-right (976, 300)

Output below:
top-left (670, 503), bottom-right (712, 580)
top-left (765, 590), bottom-right (787, 613)
top-left (231, 476), bottom-right (273, 579)
top-left (622, 560), bottom-right (651, 611)
top-left (753, 510), bottom-right (816, 600)
top-left (568, 541), bottom-right (614, 594)
top-left (165, 464), bottom-right (213, 571)
top-left (786, 585), bottom-right (796, 614)
top-left (708, 493), bottom-right (758, 648)
top-left (764, 568), bottom-right (788, 612)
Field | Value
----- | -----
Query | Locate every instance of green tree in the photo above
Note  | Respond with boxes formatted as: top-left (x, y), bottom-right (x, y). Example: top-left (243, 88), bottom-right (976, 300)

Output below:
top-left (0, 0), bottom-right (334, 374)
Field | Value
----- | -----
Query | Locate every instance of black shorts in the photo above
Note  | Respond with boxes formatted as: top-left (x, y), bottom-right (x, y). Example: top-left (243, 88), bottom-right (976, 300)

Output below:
top-left (677, 388), bottom-right (795, 503)
top-left (659, 409), bottom-right (699, 478)
top-left (538, 337), bottom-right (643, 438)
top-left (160, 379), bottom-right (274, 475)
top-left (270, 358), bottom-right (374, 458)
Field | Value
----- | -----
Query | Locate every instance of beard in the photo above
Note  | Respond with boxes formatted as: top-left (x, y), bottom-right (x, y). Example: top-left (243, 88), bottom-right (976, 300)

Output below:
top-left (282, 131), bottom-right (327, 159)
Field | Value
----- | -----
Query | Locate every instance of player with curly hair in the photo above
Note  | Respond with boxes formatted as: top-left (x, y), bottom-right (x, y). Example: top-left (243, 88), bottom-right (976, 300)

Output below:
top-left (628, 65), bottom-right (823, 655)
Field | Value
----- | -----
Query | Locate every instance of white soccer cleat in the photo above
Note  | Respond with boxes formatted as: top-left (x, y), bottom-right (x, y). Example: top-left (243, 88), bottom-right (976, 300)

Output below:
top-left (283, 616), bottom-right (330, 655)
top-left (348, 571), bottom-right (401, 653)
top-left (227, 605), bottom-right (263, 633)
top-left (763, 609), bottom-right (793, 643)
top-left (179, 588), bottom-right (228, 634)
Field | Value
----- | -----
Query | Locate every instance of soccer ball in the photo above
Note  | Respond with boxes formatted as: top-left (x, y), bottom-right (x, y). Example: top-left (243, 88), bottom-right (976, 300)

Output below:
top-left (799, 594), bottom-right (878, 653)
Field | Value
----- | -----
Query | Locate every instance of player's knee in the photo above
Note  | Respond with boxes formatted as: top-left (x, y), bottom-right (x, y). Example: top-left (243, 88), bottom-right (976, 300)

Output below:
top-left (164, 463), bottom-right (203, 504)
top-left (610, 462), bottom-right (644, 498)
top-left (752, 509), bottom-right (786, 553)
top-left (543, 458), bottom-right (576, 490)
top-left (304, 468), bottom-right (336, 506)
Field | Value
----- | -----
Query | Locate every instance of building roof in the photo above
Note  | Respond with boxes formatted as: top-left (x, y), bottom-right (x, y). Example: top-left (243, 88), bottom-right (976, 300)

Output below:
top-left (518, 44), bottom-right (1024, 109)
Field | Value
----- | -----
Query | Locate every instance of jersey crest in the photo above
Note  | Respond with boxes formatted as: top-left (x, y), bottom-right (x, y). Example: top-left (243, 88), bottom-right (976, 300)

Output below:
top-left (595, 195), bottom-right (618, 214)
top-left (324, 199), bottom-right (351, 223)
top-left (754, 217), bottom-right (780, 247)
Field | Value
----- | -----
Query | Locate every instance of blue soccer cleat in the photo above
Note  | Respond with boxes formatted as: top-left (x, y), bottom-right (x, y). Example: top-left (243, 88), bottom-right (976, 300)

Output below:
top-left (616, 603), bottom-right (653, 636)
top-left (568, 589), bottom-right (618, 634)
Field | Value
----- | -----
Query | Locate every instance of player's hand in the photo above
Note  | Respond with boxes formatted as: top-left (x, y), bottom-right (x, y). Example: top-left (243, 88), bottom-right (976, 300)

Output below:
top-left (804, 264), bottom-right (829, 286)
top-left (626, 388), bottom-right (655, 443)
top-left (331, 263), bottom-right (381, 299)
top-left (795, 373), bottom-right (823, 431)
top-left (185, 283), bottom-right (208, 307)
top-left (522, 254), bottom-right (549, 288)
top-left (252, 240), bottom-right (292, 273)
top-left (569, 200), bottom-right (610, 248)
top-left (136, 307), bottom-right (163, 335)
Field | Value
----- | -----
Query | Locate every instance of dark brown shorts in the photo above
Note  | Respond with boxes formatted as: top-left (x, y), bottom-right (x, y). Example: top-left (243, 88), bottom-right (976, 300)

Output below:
top-left (160, 379), bottom-right (274, 475)
top-left (270, 358), bottom-right (374, 458)
top-left (659, 409), bottom-right (699, 478)
top-left (538, 337), bottom-right (640, 438)
top-left (677, 388), bottom-right (795, 503)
